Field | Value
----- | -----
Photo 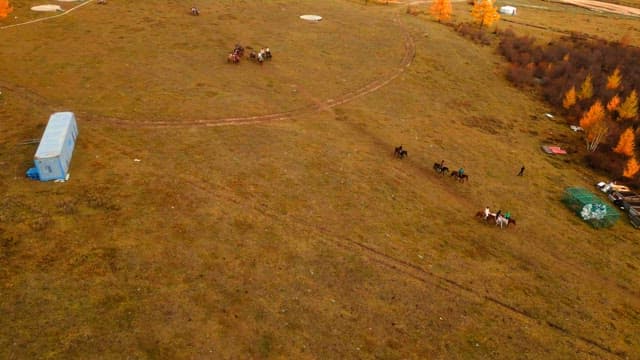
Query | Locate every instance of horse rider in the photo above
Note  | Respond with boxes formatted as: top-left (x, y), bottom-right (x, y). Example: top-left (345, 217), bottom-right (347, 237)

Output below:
top-left (458, 167), bottom-right (464, 176)
top-left (191, 6), bottom-right (200, 15)
top-left (495, 209), bottom-right (502, 219)
top-left (265, 47), bottom-right (272, 59)
top-left (484, 206), bottom-right (491, 220)
top-left (504, 211), bottom-right (511, 220)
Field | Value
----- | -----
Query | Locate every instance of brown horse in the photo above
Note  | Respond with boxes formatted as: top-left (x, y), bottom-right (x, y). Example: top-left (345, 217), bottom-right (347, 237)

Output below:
top-left (227, 53), bottom-right (240, 64)
top-left (475, 211), bottom-right (496, 223)
top-left (451, 171), bottom-right (469, 182)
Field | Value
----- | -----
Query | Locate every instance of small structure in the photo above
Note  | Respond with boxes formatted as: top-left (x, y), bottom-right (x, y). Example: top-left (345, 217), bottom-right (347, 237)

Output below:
top-left (28, 112), bottom-right (78, 181)
top-left (541, 145), bottom-right (567, 155)
top-left (499, 5), bottom-right (517, 15)
top-left (562, 187), bottom-right (619, 228)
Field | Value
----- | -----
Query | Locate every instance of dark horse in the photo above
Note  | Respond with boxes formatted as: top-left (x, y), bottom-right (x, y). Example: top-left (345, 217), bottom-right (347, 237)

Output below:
top-left (433, 162), bottom-right (449, 175)
top-left (451, 171), bottom-right (469, 182)
top-left (394, 146), bottom-right (407, 159)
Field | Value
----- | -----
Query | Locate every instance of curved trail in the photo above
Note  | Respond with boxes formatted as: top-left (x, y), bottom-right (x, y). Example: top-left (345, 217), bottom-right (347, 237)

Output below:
top-left (0, 0), bottom-right (92, 30)
top-left (94, 16), bottom-right (415, 129)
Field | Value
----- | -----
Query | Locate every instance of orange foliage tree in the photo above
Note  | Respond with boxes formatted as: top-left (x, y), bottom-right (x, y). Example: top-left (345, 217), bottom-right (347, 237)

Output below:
top-left (578, 74), bottom-right (593, 100)
top-left (0, 0), bottom-right (13, 19)
top-left (624, 156), bottom-right (640, 178)
top-left (430, 0), bottom-right (452, 22)
top-left (471, 0), bottom-right (500, 29)
top-left (618, 90), bottom-right (638, 121)
top-left (613, 127), bottom-right (636, 157)
top-left (579, 101), bottom-right (608, 151)
top-left (607, 95), bottom-right (620, 112)
top-left (562, 86), bottom-right (576, 109)
top-left (607, 67), bottom-right (622, 90)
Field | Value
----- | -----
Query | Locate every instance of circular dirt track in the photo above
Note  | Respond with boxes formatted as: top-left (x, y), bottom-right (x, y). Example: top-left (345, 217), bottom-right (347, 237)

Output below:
top-left (102, 17), bottom-right (415, 129)
top-left (2, 4), bottom-right (415, 130)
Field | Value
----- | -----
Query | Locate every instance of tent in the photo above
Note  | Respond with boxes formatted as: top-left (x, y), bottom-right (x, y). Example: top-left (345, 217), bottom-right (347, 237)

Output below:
top-left (499, 6), bottom-right (517, 15)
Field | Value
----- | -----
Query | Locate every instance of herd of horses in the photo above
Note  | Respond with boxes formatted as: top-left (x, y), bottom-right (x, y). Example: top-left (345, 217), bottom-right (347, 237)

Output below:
top-left (394, 145), bottom-right (515, 228)
top-left (227, 44), bottom-right (272, 64)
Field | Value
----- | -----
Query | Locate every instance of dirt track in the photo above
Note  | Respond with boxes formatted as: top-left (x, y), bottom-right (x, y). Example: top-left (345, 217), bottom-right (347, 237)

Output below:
top-left (558, 0), bottom-right (640, 16)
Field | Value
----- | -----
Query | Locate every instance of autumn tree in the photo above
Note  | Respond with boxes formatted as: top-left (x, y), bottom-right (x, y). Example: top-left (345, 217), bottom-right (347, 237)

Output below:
top-left (607, 67), bottom-right (622, 90)
top-left (0, 0), bottom-right (13, 19)
top-left (578, 74), bottom-right (593, 100)
top-left (579, 101), bottom-right (608, 151)
top-left (618, 90), bottom-right (638, 121)
top-left (471, 0), bottom-right (500, 29)
top-left (562, 86), bottom-right (576, 109)
top-left (623, 156), bottom-right (640, 178)
top-left (613, 127), bottom-right (636, 157)
top-left (607, 95), bottom-right (620, 112)
top-left (430, 0), bottom-right (452, 22)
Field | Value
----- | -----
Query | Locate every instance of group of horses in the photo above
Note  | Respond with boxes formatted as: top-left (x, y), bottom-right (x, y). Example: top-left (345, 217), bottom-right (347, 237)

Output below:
top-left (393, 145), bottom-right (515, 228)
top-left (227, 44), bottom-right (272, 64)
top-left (475, 210), bottom-right (516, 229)
top-left (433, 162), bottom-right (469, 182)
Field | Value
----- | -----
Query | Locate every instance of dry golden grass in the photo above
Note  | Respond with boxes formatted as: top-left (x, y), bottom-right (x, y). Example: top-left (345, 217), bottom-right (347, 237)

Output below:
top-left (1, 0), bottom-right (640, 358)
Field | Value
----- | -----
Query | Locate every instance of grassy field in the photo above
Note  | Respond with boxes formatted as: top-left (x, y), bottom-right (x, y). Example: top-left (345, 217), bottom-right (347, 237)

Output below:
top-left (1, 0), bottom-right (640, 358)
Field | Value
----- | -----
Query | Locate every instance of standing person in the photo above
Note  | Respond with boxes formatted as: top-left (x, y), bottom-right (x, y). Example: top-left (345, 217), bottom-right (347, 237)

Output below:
top-left (517, 165), bottom-right (525, 176)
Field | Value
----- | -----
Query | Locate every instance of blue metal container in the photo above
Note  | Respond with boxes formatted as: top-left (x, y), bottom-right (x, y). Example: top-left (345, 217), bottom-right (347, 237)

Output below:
top-left (32, 112), bottom-right (78, 181)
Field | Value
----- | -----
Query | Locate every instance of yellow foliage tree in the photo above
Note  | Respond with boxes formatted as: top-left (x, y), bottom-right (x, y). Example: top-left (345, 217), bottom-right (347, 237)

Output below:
top-left (618, 90), bottom-right (638, 120)
top-left (579, 101), bottom-right (608, 151)
top-left (562, 86), bottom-right (576, 109)
top-left (429, 0), bottom-right (452, 22)
top-left (613, 128), bottom-right (636, 157)
top-left (471, 0), bottom-right (500, 29)
top-left (623, 156), bottom-right (640, 178)
top-left (0, 0), bottom-right (13, 19)
top-left (578, 74), bottom-right (593, 100)
top-left (607, 95), bottom-right (620, 112)
top-left (607, 67), bottom-right (622, 90)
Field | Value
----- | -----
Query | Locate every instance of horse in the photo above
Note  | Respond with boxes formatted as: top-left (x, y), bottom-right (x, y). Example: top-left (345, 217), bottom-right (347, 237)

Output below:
top-left (227, 53), bottom-right (240, 64)
top-left (397, 150), bottom-right (407, 159)
top-left (233, 44), bottom-right (244, 57)
top-left (450, 171), bottom-right (468, 182)
top-left (475, 210), bottom-right (495, 223)
top-left (433, 163), bottom-right (449, 175)
top-left (496, 216), bottom-right (510, 228)
top-left (394, 145), bottom-right (403, 158)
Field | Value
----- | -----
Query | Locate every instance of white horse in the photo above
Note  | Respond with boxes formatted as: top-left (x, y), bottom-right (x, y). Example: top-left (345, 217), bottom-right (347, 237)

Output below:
top-left (496, 215), bottom-right (509, 229)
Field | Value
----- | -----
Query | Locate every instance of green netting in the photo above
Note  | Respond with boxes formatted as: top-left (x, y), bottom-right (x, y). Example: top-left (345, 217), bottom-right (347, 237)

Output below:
top-left (562, 187), bottom-right (620, 228)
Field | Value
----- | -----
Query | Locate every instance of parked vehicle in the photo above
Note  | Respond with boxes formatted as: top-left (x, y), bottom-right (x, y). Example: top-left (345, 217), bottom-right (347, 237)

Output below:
top-left (608, 190), bottom-right (638, 208)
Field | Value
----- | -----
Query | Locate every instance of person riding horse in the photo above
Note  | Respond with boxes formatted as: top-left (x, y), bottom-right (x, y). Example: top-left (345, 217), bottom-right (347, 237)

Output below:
top-left (191, 6), bottom-right (200, 15)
